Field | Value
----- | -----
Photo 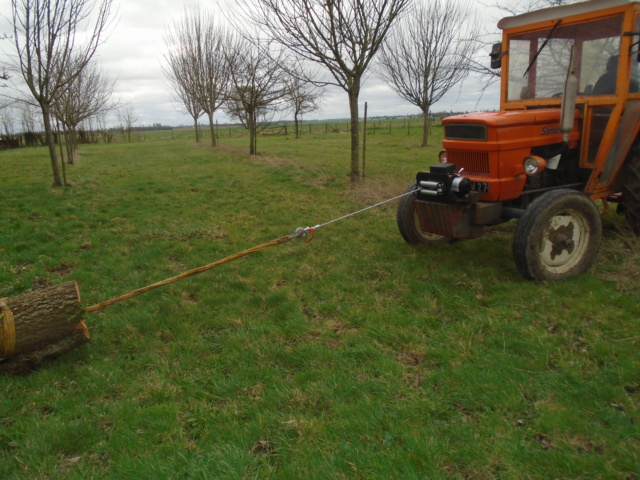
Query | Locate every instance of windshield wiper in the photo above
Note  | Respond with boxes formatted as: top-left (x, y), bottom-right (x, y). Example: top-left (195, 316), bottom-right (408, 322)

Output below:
top-left (524, 19), bottom-right (562, 78)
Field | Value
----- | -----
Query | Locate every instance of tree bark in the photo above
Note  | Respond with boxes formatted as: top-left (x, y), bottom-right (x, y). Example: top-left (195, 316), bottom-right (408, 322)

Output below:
top-left (421, 106), bottom-right (430, 147)
top-left (248, 110), bottom-right (257, 155)
top-left (206, 111), bottom-right (216, 147)
top-left (41, 104), bottom-right (63, 186)
top-left (348, 86), bottom-right (360, 182)
top-left (193, 117), bottom-right (200, 142)
top-left (0, 282), bottom-right (89, 373)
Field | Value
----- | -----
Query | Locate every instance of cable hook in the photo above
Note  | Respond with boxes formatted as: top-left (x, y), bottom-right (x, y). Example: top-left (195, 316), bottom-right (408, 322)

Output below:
top-left (293, 227), bottom-right (316, 243)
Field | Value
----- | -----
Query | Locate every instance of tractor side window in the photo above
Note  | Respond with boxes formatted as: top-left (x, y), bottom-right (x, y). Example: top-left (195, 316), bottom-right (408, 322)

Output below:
top-left (583, 41), bottom-right (620, 95)
top-left (507, 40), bottom-right (532, 99)
top-left (507, 15), bottom-right (623, 101)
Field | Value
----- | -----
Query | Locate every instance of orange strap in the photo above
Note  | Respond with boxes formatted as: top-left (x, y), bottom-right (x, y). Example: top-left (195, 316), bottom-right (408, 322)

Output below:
top-left (0, 298), bottom-right (16, 358)
top-left (86, 234), bottom-right (294, 313)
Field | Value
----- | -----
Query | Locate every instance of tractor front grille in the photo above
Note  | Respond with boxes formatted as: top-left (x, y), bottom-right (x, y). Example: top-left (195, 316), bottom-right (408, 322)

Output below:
top-left (444, 124), bottom-right (487, 141)
top-left (447, 150), bottom-right (490, 177)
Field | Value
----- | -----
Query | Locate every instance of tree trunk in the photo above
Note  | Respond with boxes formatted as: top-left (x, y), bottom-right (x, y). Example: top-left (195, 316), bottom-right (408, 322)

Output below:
top-left (41, 104), bottom-right (63, 186)
top-left (421, 106), bottom-right (430, 148)
top-left (193, 117), bottom-right (200, 143)
top-left (68, 126), bottom-right (78, 165)
top-left (348, 85), bottom-right (361, 182)
top-left (207, 111), bottom-right (216, 147)
top-left (55, 118), bottom-right (67, 182)
top-left (248, 110), bottom-right (256, 155)
top-left (68, 127), bottom-right (76, 165)
top-left (0, 282), bottom-right (89, 373)
top-left (253, 124), bottom-right (258, 155)
top-left (294, 112), bottom-right (300, 139)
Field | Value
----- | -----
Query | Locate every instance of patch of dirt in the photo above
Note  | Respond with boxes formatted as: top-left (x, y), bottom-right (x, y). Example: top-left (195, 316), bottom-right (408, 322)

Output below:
top-left (596, 226), bottom-right (640, 294)
top-left (397, 351), bottom-right (425, 366)
top-left (10, 264), bottom-right (31, 274)
top-left (325, 319), bottom-right (359, 335)
top-left (251, 439), bottom-right (277, 456)
top-left (180, 292), bottom-right (198, 304)
top-left (31, 277), bottom-right (51, 289)
top-left (47, 262), bottom-right (74, 277)
top-left (564, 434), bottom-right (605, 454)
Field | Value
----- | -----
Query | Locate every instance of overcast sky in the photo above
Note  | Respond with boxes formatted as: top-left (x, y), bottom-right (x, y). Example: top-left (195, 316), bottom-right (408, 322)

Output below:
top-left (0, 0), bottom-right (527, 128)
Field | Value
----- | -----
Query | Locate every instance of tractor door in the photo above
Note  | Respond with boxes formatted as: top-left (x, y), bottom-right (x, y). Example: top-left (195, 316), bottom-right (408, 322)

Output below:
top-left (579, 15), bottom-right (624, 172)
top-left (585, 13), bottom-right (640, 195)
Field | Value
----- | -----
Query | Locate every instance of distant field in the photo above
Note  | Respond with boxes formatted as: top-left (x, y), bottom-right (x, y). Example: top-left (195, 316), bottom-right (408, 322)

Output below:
top-left (1, 123), bottom-right (638, 479)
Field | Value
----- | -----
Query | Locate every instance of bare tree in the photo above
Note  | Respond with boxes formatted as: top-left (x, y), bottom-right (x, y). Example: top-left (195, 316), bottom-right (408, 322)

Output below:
top-left (199, 23), bottom-right (231, 147)
top-left (116, 104), bottom-right (137, 142)
top-left (94, 112), bottom-right (113, 144)
top-left (19, 102), bottom-right (41, 134)
top-left (224, 35), bottom-right (287, 155)
top-left (164, 49), bottom-right (204, 142)
top-left (284, 68), bottom-right (322, 139)
top-left (51, 60), bottom-right (115, 163)
top-left (9, 0), bottom-right (113, 186)
top-left (379, 0), bottom-right (479, 147)
top-left (246, 0), bottom-right (412, 181)
top-left (164, 8), bottom-right (230, 147)
top-left (487, 0), bottom-right (579, 16)
top-left (0, 104), bottom-right (15, 135)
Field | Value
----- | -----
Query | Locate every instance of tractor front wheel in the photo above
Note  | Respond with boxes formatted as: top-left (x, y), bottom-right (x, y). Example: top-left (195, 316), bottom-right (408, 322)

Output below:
top-left (513, 189), bottom-right (602, 281)
top-left (621, 145), bottom-right (640, 235)
top-left (397, 183), bottom-right (452, 244)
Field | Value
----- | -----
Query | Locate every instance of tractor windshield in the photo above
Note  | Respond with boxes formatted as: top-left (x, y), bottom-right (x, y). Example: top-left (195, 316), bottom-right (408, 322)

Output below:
top-left (507, 15), bottom-right (624, 101)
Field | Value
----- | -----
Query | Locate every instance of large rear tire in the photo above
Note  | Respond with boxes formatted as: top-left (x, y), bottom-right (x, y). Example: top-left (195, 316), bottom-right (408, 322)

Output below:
top-left (513, 189), bottom-right (602, 281)
top-left (621, 145), bottom-right (640, 235)
top-left (396, 183), bottom-right (452, 244)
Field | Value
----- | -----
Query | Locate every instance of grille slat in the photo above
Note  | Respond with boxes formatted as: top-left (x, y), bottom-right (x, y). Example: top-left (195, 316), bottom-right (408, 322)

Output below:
top-left (447, 151), bottom-right (490, 177)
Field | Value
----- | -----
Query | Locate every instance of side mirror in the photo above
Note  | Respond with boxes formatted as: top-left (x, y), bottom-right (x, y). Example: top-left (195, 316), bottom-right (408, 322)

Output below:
top-left (490, 42), bottom-right (504, 69)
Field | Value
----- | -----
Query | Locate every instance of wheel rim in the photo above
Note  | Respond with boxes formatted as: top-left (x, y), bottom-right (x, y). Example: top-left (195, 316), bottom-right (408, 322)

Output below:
top-left (538, 210), bottom-right (590, 275)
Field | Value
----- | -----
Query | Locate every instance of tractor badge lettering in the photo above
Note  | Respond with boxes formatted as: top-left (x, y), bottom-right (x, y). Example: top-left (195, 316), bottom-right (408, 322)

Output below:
top-left (541, 126), bottom-right (562, 136)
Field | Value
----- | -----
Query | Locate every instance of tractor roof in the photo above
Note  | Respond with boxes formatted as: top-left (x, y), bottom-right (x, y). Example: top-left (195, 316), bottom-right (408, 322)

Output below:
top-left (498, 0), bottom-right (639, 30)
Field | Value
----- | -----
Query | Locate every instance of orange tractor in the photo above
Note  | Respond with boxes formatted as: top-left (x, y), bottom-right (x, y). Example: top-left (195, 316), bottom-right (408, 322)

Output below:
top-left (398, 0), bottom-right (640, 280)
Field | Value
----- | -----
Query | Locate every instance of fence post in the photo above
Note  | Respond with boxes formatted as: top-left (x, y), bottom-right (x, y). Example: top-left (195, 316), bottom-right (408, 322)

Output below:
top-left (362, 102), bottom-right (367, 180)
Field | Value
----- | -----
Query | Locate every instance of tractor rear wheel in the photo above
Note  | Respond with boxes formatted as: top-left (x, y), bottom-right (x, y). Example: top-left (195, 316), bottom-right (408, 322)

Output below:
top-left (621, 145), bottom-right (640, 235)
top-left (513, 189), bottom-right (602, 281)
top-left (397, 183), bottom-right (452, 244)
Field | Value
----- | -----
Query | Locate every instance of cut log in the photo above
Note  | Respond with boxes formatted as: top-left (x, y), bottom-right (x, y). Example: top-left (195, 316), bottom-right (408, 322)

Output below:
top-left (0, 281), bottom-right (89, 373)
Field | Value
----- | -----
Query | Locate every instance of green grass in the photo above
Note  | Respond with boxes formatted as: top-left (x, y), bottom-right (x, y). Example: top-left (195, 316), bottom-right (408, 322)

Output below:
top-left (1, 123), bottom-right (639, 479)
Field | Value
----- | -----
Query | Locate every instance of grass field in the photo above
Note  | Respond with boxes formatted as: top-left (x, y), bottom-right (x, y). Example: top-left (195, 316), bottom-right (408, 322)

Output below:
top-left (1, 123), bottom-right (639, 479)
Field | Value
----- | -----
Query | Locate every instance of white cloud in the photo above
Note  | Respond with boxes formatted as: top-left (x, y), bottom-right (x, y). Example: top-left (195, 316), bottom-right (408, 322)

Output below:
top-left (1, 0), bottom-right (520, 127)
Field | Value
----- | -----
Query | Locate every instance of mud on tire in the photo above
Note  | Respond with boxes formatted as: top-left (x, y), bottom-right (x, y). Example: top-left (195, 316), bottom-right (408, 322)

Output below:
top-left (513, 189), bottom-right (602, 281)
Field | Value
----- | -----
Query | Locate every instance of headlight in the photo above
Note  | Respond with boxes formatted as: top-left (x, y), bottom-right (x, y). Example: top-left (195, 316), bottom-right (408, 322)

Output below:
top-left (524, 156), bottom-right (547, 176)
top-left (438, 150), bottom-right (447, 163)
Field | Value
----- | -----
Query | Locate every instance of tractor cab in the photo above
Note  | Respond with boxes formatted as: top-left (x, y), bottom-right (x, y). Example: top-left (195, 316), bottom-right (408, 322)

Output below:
top-left (398, 0), bottom-right (640, 280)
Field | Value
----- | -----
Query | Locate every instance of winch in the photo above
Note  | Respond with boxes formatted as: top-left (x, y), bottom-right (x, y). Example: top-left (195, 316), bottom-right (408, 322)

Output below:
top-left (416, 163), bottom-right (471, 203)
